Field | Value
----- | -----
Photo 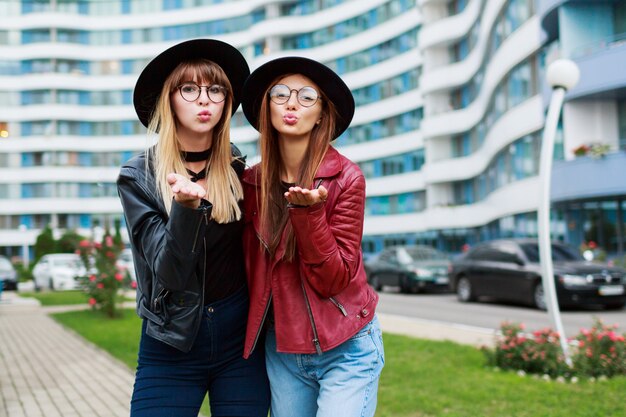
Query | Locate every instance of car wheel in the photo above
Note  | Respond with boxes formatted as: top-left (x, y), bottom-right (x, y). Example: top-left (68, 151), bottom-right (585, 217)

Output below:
top-left (369, 275), bottom-right (382, 291)
top-left (533, 282), bottom-right (547, 310)
top-left (456, 276), bottom-right (475, 302)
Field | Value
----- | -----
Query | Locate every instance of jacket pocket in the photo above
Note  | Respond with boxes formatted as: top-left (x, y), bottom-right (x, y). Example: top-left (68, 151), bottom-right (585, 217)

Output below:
top-left (329, 296), bottom-right (348, 316)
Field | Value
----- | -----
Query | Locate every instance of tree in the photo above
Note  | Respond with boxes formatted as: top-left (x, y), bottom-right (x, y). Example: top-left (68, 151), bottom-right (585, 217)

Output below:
top-left (34, 225), bottom-right (56, 264)
top-left (57, 230), bottom-right (86, 254)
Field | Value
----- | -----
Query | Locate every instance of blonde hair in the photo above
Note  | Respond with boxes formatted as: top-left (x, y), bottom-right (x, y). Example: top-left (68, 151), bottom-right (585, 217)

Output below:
top-left (146, 59), bottom-right (243, 223)
top-left (257, 74), bottom-right (338, 260)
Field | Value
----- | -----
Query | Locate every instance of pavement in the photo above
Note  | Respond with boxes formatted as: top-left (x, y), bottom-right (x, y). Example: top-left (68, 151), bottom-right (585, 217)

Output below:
top-left (0, 290), bottom-right (496, 417)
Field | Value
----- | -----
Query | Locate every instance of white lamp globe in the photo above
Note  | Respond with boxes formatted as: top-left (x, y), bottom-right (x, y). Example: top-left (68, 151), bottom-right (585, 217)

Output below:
top-left (546, 59), bottom-right (580, 90)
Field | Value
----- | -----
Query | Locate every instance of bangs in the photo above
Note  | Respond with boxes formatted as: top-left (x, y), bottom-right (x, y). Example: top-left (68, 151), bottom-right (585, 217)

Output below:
top-left (169, 59), bottom-right (232, 90)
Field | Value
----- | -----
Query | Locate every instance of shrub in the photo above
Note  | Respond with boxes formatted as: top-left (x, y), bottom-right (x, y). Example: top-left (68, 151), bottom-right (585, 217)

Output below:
top-left (483, 322), bottom-right (570, 378)
top-left (572, 319), bottom-right (626, 378)
top-left (76, 234), bottom-right (130, 318)
top-left (484, 319), bottom-right (626, 380)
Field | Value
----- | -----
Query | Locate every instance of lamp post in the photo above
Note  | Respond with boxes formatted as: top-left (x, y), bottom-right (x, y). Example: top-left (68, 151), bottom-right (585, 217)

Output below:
top-left (538, 59), bottom-right (580, 367)
top-left (18, 224), bottom-right (30, 268)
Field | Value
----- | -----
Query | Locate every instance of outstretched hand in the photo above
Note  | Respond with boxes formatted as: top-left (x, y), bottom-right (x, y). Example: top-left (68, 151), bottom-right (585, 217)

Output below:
top-left (167, 173), bottom-right (206, 208)
top-left (284, 185), bottom-right (328, 207)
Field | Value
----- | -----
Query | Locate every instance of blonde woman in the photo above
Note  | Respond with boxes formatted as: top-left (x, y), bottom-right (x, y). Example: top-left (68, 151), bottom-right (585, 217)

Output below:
top-left (117, 39), bottom-right (269, 417)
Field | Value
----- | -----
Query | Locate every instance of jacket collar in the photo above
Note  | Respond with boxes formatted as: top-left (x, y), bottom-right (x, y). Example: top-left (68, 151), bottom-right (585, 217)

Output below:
top-left (243, 145), bottom-right (342, 186)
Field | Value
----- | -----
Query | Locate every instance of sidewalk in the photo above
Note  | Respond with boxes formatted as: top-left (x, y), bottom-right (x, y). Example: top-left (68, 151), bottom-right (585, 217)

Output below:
top-left (0, 291), bottom-right (133, 417)
top-left (0, 291), bottom-right (495, 417)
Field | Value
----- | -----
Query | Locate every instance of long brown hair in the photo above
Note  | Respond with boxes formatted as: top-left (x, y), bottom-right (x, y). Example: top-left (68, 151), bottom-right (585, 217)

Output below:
top-left (257, 74), bottom-right (339, 261)
top-left (147, 59), bottom-right (243, 223)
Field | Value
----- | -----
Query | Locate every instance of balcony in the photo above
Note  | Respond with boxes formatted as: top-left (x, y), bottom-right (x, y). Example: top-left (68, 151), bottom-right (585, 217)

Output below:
top-left (551, 151), bottom-right (626, 203)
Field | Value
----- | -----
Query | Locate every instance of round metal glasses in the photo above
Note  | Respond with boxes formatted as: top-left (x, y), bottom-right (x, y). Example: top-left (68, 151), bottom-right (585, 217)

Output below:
top-left (177, 82), bottom-right (227, 103)
top-left (269, 84), bottom-right (320, 107)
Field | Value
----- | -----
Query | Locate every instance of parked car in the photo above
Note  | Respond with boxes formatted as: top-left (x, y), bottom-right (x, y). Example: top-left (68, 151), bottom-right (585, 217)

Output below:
top-left (116, 248), bottom-right (136, 283)
top-left (32, 253), bottom-right (86, 291)
top-left (365, 245), bottom-right (450, 293)
top-left (0, 255), bottom-right (18, 291)
top-left (448, 239), bottom-right (626, 310)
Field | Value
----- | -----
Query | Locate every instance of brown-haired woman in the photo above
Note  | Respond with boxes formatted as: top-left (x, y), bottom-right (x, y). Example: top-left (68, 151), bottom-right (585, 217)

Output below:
top-left (117, 39), bottom-right (269, 417)
top-left (240, 57), bottom-right (385, 417)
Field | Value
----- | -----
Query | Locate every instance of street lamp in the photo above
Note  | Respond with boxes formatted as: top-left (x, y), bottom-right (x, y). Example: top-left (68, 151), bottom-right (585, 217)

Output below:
top-left (538, 59), bottom-right (580, 367)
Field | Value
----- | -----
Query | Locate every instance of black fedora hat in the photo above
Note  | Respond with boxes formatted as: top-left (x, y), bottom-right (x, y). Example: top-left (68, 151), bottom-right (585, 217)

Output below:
top-left (133, 38), bottom-right (250, 128)
top-left (242, 57), bottom-right (355, 140)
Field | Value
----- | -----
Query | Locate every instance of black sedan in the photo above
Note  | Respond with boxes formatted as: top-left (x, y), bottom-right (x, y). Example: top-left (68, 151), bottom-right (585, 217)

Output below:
top-left (365, 245), bottom-right (450, 293)
top-left (448, 239), bottom-right (626, 310)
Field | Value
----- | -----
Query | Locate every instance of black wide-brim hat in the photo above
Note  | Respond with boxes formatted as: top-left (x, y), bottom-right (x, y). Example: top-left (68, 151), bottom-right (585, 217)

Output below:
top-left (242, 57), bottom-right (355, 140)
top-left (133, 38), bottom-right (250, 128)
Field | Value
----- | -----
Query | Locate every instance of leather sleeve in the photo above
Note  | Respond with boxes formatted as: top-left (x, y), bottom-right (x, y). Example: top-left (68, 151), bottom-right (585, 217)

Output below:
top-left (117, 165), bottom-right (209, 291)
top-left (288, 172), bottom-right (365, 298)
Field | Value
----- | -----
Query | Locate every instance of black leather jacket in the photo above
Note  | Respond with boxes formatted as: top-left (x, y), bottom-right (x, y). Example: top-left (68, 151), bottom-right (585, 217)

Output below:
top-left (117, 144), bottom-right (244, 352)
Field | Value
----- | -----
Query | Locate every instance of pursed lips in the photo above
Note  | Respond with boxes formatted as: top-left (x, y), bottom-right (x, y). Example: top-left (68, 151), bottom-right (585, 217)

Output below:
top-left (283, 113), bottom-right (298, 125)
top-left (197, 110), bottom-right (211, 121)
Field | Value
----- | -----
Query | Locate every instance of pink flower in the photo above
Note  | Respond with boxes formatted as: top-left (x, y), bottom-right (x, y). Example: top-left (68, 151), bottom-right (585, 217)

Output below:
top-left (79, 240), bottom-right (91, 247)
top-left (89, 275), bottom-right (96, 282)
top-left (131, 281), bottom-right (137, 289)
top-left (105, 236), bottom-right (114, 247)
top-left (97, 283), bottom-right (104, 289)
top-left (114, 273), bottom-right (123, 281)
top-left (88, 298), bottom-right (97, 306)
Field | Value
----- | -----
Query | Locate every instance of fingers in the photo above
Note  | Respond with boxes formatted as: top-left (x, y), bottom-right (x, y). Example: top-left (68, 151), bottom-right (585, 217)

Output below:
top-left (318, 185), bottom-right (328, 201)
top-left (167, 172), bottom-right (206, 202)
top-left (284, 185), bottom-right (327, 206)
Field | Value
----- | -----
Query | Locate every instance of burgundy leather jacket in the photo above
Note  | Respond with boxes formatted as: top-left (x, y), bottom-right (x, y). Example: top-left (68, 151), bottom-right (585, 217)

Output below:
top-left (242, 146), bottom-right (378, 358)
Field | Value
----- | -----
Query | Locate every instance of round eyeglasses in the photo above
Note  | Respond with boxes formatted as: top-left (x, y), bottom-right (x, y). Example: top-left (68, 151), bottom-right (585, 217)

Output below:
top-left (269, 84), bottom-right (320, 107)
top-left (177, 82), bottom-right (227, 103)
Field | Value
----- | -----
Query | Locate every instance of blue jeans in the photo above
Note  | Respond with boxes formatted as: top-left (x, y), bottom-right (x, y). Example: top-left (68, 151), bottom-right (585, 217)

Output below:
top-left (265, 316), bottom-right (384, 417)
top-left (131, 286), bottom-right (270, 417)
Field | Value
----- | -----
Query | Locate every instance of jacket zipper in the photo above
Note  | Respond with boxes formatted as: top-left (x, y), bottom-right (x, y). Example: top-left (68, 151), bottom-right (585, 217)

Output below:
top-left (301, 281), bottom-right (323, 355)
top-left (249, 293), bottom-right (273, 356)
top-left (191, 206), bottom-right (209, 253)
top-left (329, 297), bottom-right (347, 316)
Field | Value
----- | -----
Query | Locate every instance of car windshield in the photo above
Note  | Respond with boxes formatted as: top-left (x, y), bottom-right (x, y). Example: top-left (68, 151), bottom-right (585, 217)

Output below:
top-left (402, 247), bottom-right (447, 262)
top-left (53, 258), bottom-right (82, 269)
top-left (521, 243), bottom-right (583, 263)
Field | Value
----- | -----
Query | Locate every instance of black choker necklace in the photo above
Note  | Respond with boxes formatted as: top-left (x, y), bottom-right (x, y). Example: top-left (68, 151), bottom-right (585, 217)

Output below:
top-left (182, 148), bottom-right (212, 162)
top-left (186, 166), bottom-right (207, 182)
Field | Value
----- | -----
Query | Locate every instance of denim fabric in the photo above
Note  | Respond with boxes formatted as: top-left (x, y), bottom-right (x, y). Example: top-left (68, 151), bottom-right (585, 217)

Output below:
top-left (131, 286), bottom-right (270, 417)
top-left (265, 316), bottom-right (384, 417)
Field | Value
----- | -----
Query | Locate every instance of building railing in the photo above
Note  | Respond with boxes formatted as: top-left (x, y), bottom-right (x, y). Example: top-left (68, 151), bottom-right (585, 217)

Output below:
top-left (570, 32), bottom-right (626, 59)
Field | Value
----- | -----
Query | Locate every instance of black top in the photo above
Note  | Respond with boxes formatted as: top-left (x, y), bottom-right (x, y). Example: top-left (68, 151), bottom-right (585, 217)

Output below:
top-left (202, 207), bottom-right (246, 304)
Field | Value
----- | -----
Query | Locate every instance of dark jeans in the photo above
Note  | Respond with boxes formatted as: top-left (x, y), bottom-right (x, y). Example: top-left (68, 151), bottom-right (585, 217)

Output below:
top-left (131, 286), bottom-right (270, 417)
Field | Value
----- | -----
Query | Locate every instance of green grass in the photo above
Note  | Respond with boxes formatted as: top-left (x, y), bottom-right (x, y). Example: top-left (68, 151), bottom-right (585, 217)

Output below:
top-left (21, 290), bottom-right (89, 306)
top-left (19, 290), bottom-right (135, 306)
top-left (51, 309), bottom-right (626, 417)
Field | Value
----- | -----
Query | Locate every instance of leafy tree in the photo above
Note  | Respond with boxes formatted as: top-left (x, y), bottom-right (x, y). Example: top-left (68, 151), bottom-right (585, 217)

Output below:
top-left (57, 230), bottom-right (86, 254)
top-left (34, 225), bottom-right (56, 263)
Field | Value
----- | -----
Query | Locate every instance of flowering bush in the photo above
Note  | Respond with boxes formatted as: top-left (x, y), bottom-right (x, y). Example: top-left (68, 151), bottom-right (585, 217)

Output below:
top-left (572, 143), bottom-right (611, 158)
top-left (572, 144), bottom-right (590, 157)
top-left (483, 322), bottom-right (570, 378)
top-left (573, 319), bottom-right (626, 378)
top-left (484, 319), bottom-right (626, 380)
top-left (76, 234), bottom-right (130, 318)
